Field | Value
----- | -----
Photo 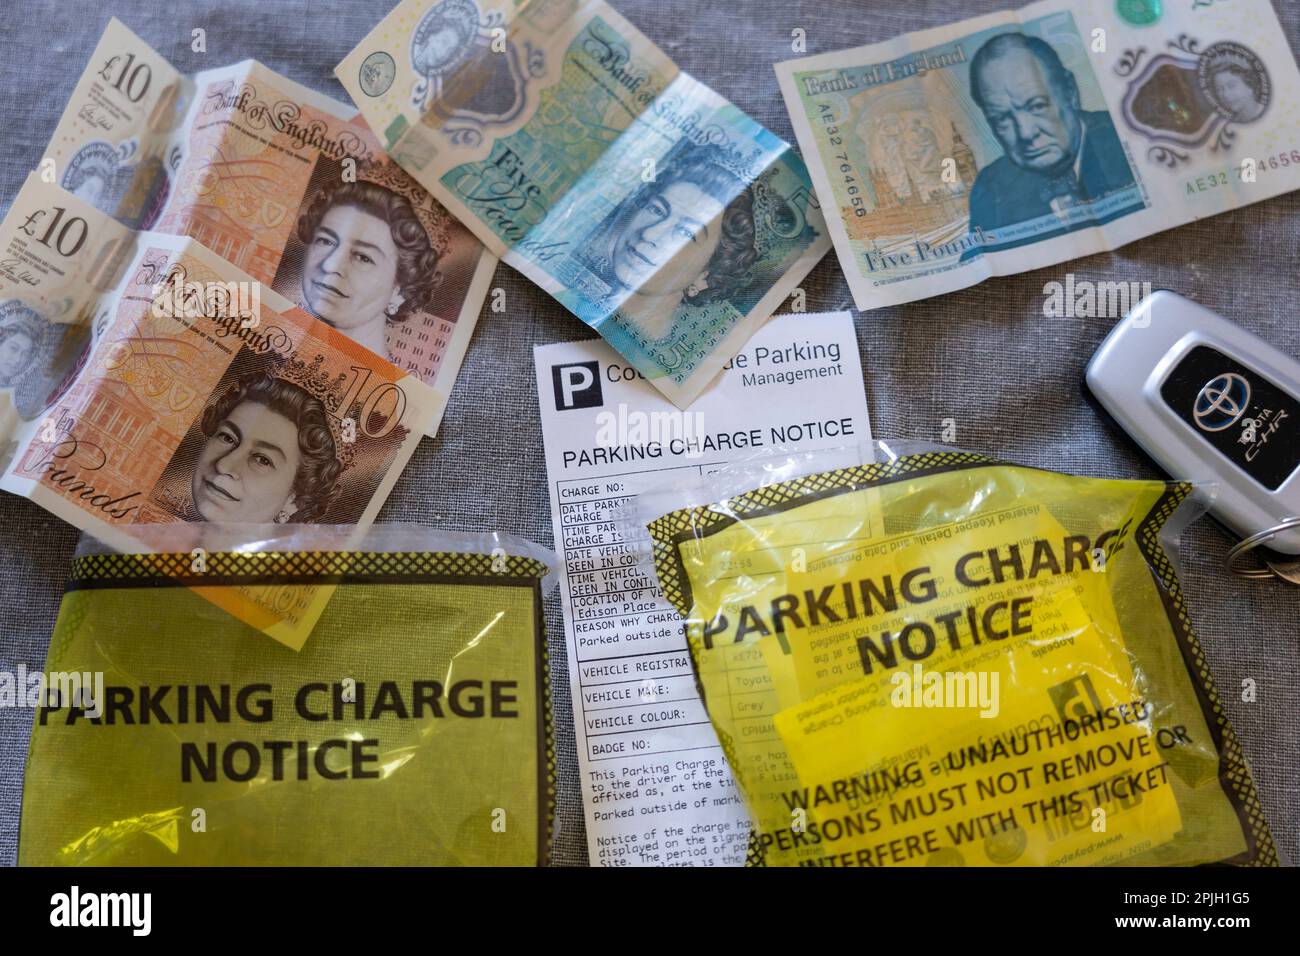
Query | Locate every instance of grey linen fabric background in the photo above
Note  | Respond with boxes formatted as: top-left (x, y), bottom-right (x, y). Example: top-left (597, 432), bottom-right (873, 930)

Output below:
top-left (0, 0), bottom-right (1296, 867)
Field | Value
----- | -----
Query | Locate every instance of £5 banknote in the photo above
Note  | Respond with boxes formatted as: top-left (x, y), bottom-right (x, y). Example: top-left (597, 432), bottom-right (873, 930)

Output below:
top-left (0, 176), bottom-right (440, 646)
top-left (42, 18), bottom-right (497, 436)
top-left (337, 0), bottom-right (831, 408)
top-left (774, 0), bottom-right (1300, 310)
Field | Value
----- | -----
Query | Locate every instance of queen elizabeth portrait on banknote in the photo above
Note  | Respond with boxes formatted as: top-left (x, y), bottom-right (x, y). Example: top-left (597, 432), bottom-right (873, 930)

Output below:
top-left (0, 302), bottom-right (88, 422)
top-left (579, 144), bottom-right (759, 346)
top-left (185, 366), bottom-right (344, 525)
top-left (0, 305), bottom-right (41, 395)
top-left (0, 304), bottom-right (45, 472)
top-left (0, 301), bottom-right (96, 473)
top-left (1203, 50), bottom-right (1270, 124)
top-left (292, 180), bottom-right (443, 362)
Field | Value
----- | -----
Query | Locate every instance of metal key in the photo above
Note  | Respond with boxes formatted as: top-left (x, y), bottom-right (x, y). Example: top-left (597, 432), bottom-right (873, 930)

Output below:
top-left (1226, 516), bottom-right (1300, 585)
top-left (1265, 556), bottom-right (1300, 585)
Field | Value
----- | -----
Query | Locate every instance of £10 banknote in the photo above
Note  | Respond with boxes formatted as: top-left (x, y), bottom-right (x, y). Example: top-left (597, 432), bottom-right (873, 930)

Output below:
top-left (0, 175), bottom-right (440, 647)
top-left (42, 18), bottom-right (497, 436)
top-left (775, 0), bottom-right (1300, 310)
top-left (337, 0), bottom-right (831, 408)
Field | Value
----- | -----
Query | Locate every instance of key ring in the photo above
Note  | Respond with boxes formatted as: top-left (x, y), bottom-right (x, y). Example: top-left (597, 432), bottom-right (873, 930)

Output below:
top-left (1225, 516), bottom-right (1300, 580)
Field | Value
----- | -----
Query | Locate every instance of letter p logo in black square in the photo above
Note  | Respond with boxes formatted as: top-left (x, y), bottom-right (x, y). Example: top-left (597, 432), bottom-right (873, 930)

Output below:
top-left (552, 361), bottom-right (602, 410)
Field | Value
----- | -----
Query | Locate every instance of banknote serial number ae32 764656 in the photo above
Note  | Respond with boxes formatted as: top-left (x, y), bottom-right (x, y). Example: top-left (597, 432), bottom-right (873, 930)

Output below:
top-left (1186, 148), bottom-right (1300, 195)
top-left (816, 105), bottom-right (868, 218)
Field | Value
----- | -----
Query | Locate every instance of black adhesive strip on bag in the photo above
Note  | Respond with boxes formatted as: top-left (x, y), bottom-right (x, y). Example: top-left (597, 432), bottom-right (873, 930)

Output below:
top-left (1134, 485), bottom-right (1278, 867)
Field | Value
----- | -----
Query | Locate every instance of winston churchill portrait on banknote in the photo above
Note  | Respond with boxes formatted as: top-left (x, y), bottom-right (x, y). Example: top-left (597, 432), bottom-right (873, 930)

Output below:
top-left (961, 27), bottom-right (1143, 256)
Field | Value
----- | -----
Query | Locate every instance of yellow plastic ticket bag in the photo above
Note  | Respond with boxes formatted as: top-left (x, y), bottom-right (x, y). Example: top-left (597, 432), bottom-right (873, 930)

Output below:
top-left (643, 443), bottom-right (1278, 867)
top-left (19, 525), bottom-right (556, 866)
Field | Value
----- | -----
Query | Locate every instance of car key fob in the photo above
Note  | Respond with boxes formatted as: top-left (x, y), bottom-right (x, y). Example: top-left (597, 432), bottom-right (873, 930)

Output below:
top-left (1085, 290), bottom-right (1300, 567)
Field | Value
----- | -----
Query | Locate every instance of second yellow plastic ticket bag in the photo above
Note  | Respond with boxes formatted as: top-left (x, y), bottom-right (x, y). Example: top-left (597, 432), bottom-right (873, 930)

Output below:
top-left (640, 443), bottom-right (1278, 867)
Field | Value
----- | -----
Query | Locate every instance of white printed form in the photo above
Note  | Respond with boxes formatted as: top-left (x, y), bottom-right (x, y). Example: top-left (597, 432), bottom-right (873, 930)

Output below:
top-left (534, 311), bottom-right (871, 866)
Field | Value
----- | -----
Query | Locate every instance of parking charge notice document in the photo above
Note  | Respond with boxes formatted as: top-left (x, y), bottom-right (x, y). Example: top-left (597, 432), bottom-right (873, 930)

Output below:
top-left (534, 311), bottom-right (870, 866)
